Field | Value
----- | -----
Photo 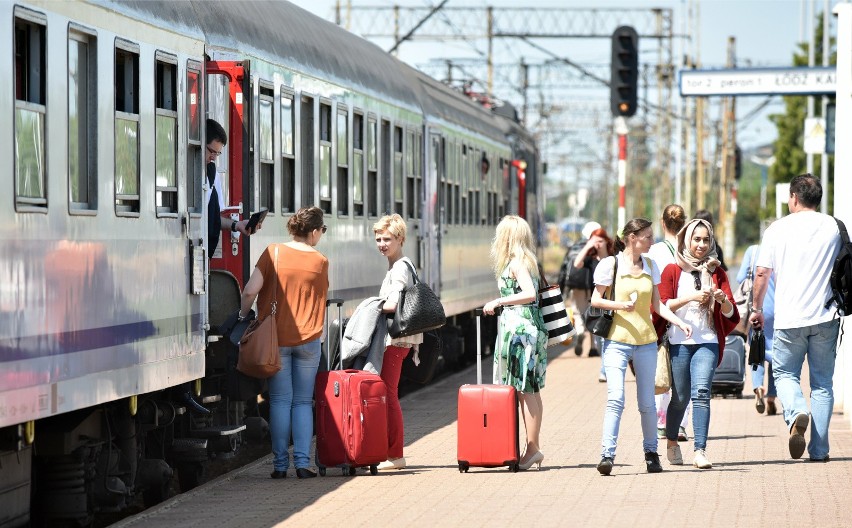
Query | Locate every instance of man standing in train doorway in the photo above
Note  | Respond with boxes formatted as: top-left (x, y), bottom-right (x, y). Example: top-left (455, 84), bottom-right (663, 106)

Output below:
top-left (206, 118), bottom-right (258, 256)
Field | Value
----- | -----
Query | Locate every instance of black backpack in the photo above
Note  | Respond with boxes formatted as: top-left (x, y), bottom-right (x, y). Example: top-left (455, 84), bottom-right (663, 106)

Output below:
top-left (557, 241), bottom-right (593, 291)
top-left (826, 217), bottom-right (852, 317)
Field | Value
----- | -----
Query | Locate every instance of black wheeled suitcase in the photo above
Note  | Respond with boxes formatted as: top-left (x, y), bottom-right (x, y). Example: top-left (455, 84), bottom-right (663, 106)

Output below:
top-left (711, 334), bottom-right (746, 398)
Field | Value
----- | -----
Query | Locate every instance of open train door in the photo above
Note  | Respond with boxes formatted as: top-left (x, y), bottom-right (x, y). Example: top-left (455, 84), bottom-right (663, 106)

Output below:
top-left (205, 60), bottom-right (252, 287)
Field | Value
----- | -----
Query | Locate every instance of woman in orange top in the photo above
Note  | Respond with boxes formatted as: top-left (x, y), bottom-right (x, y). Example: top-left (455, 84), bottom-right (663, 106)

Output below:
top-left (239, 206), bottom-right (329, 479)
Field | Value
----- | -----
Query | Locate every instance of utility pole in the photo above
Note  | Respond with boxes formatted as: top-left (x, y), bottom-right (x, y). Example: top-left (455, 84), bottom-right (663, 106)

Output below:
top-left (821, 0), bottom-right (829, 213)
top-left (719, 37), bottom-right (736, 259)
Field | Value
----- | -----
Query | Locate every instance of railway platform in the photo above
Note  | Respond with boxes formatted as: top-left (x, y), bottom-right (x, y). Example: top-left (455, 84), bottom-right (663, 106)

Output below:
top-left (113, 345), bottom-right (852, 528)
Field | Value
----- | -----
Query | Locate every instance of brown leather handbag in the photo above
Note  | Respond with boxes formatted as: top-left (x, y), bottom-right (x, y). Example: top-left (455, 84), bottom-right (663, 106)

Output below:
top-left (238, 246), bottom-right (282, 379)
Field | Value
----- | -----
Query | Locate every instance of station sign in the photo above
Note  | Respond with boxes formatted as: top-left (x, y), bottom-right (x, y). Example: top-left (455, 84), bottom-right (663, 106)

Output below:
top-left (680, 66), bottom-right (835, 96)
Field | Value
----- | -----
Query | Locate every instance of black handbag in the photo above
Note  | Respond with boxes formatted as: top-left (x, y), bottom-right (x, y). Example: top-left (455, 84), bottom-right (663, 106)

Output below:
top-left (748, 328), bottom-right (766, 370)
top-left (583, 257), bottom-right (618, 338)
top-left (388, 259), bottom-right (447, 338)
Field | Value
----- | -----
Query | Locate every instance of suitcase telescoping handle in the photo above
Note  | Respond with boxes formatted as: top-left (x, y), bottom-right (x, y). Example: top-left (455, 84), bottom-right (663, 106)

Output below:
top-left (473, 307), bottom-right (502, 385)
top-left (326, 298), bottom-right (344, 370)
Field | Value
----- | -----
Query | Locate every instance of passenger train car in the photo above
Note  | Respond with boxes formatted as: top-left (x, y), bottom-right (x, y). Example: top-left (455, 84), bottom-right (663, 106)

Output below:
top-left (0, 1), bottom-right (542, 525)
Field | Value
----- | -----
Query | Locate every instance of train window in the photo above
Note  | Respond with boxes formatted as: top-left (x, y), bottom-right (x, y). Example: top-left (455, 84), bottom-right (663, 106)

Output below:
top-left (14, 14), bottom-right (47, 210)
top-left (460, 145), bottom-right (468, 225)
top-left (353, 112), bottom-right (364, 217)
top-left (69, 29), bottom-right (98, 213)
top-left (281, 92), bottom-right (295, 213)
top-left (155, 56), bottom-right (178, 215)
top-left (381, 120), bottom-right (391, 215)
top-left (259, 85), bottom-right (274, 213)
top-left (319, 101), bottom-right (331, 213)
top-left (405, 130), bottom-right (414, 219)
top-left (367, 117), bottom-right (378, 217)
top-left (415, 131), bottom-right (423, 219)
top-left (393, 126), bottom-right (403, 215)
top-left (186, 66), bottom-right (202, 215)
top-left (336, 108), bottom-right (349, 216)
top-left (300, 95), bottom-right (315, 207)
top-left (115, 43), bottom-right (140, 215)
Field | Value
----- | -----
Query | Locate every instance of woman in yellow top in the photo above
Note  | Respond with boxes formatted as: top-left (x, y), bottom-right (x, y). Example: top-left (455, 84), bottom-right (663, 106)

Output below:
top-left (239, 206), bottom-right (329, 480)
top-left (590, 218), bottom-right (691, 476)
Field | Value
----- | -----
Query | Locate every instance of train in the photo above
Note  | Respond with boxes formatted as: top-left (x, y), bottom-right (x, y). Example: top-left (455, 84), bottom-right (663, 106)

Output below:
top-left (0, 1), bottom-right (543, 525)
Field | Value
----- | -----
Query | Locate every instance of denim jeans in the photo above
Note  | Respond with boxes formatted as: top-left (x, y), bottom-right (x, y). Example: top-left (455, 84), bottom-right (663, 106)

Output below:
top-left (268, 338), bottom-right (321, 471)
top-left (600, 339), bottom-right (658, 458)
top-left (772, 319), bottom-right (840, 460)
top-left (666, 342), bottom-right (719, 451)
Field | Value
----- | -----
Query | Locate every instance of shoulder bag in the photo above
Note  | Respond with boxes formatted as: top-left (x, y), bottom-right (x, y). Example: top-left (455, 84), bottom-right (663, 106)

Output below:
top-left (583, 257), bottom-right (618, 338)
top-left (654, 328), bottom-right (672, 395)
top-left (238, 246), bottom-right (282, 379)
top-left (388, 259), bottom-right (447, 338)
top-left (538, 268), bottom-right (577, 347)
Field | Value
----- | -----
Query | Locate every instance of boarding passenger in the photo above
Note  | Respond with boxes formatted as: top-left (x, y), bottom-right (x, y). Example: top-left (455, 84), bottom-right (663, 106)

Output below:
top-left (482, 215), bottom-right (548, 471)
top-left (646, 204), bottom-right (691, 441)
top-left (591, 218), bottom-right (691, 476)
top-left (239, 207), bottom-right (329, 479)
top-left (749, 174), bottom-right (841, 461)
top-left (373, 214), bottom-right (424, 471)
top-left (658, 219), bottom-right (739, 469)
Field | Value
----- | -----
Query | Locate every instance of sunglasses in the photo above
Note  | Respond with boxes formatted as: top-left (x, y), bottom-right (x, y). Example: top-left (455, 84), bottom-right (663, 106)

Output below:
top-left (691, 271), bottom-right (701, 290)
top-left (320, 225), bottom-right (328, 234)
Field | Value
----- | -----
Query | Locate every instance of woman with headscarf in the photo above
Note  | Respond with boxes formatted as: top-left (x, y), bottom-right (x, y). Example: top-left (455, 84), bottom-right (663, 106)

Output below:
top-left (657, 218), bottom-right (739, 470)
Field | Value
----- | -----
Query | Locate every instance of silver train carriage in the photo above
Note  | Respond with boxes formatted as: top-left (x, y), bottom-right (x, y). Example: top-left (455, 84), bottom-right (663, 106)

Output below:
top-left (0, 0), bottom-right (541, 525)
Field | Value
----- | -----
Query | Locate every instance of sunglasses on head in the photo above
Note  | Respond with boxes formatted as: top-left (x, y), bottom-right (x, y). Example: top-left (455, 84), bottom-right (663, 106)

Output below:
top-left (691, 271), bottom-right (701, 290)
top-left (320, 225), bottom-right (328, 234)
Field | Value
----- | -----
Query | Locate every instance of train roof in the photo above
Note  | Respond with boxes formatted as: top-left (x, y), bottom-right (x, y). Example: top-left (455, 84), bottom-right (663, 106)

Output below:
top-left (94, 1), bottom-right (517, 146)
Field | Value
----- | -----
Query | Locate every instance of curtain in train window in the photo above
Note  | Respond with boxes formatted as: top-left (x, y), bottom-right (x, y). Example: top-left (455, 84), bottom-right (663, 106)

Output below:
top-left (281, 93), bottom-right (295, 213)
top-left (14, 16), bottom-right (47, 208)
top-left (319, 102), bottom-right (332, 213)
top-left (352, 113), bottom-right (364, 216)
top-left (337, 109), bottom-right (349, 215)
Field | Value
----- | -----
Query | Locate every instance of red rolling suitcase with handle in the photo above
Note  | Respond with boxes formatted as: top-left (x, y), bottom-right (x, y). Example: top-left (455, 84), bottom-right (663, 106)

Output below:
top-left (315, 299), bottom-right (388, 476)
top-left (457, 308), bottom-right (520, 473)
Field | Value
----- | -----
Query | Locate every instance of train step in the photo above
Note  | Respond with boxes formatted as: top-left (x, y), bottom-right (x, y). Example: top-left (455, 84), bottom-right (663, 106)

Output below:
top-left (191, 424), bottom-right (246, 438)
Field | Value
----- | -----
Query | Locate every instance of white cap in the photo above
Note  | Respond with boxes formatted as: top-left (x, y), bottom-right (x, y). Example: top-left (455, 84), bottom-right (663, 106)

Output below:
top-left (581, 221), bottom-right (601, 239)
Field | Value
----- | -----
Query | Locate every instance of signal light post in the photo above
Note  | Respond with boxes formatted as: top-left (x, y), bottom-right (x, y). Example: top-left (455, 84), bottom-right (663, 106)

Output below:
top-left (610, 26), bottom-right (638, 230)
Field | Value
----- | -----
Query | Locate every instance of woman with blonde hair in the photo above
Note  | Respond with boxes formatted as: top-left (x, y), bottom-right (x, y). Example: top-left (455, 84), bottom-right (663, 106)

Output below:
top-left (482, 216), bottom-right (548, 471)
top-left (239, 206), bottom-right (329, 479)
top-left (373, 214), bottom-right (424, 471)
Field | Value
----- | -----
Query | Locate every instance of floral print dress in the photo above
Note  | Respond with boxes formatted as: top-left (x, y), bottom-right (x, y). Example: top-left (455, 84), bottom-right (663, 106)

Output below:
top-left (493, 266), bottom-right (548, 393)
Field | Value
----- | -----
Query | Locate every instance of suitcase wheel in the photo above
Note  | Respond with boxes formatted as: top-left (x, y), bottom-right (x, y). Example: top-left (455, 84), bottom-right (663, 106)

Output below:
top-left (370, 465), bottom-right (378, 476)
top-left (318, 467), bottom-right (326, 477)
top-left (348, 467), bottom-right (357, 476)
top-left (510, 463), bottom-right (519, 473)
top-left (458, 462), bottom-right (469, 473)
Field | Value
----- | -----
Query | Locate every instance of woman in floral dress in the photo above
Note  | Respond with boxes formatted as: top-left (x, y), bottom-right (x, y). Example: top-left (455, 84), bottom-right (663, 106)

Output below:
top-left (483, 216), bottom-right (548, 471)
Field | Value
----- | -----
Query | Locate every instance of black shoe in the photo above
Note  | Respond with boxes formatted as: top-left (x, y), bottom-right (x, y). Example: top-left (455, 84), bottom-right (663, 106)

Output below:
top-left (270, 470), bottom-right (287, 479)
top-left (588, 348), bottom-right (600, 357)
top-left (645, 452), bottom-right (663, 473)
top-left (181, 391), bottom-right (211, 415)
top-left (296, 468), bottom-right (317, 479)
top-left (574, 342), bottom-right (583, 356)
top-left (596, 456), bottom-right (614, 475)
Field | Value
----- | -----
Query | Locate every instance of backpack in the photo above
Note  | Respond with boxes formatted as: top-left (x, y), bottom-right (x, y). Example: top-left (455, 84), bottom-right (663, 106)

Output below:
top-left (826, 217), bottom-right (852, 317)
top-left (558, 241), bottom-right (593, 291)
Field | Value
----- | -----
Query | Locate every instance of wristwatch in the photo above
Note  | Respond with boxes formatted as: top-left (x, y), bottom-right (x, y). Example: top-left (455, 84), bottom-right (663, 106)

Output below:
top-left (752, 307), bottom-right (763, 314)
top-left (231, 220), bottom-right (238, 232)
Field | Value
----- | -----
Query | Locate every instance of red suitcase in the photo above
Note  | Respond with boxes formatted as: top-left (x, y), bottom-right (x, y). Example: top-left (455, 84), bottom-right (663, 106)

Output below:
top-left (457, 309), bottom-right (520, 472)
top-left (315, 299), bottom-right (388, 476)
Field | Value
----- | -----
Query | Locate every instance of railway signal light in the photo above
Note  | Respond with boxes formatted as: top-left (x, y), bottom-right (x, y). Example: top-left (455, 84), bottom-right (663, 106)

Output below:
top-left (610, 26), bottom-right (639, 118)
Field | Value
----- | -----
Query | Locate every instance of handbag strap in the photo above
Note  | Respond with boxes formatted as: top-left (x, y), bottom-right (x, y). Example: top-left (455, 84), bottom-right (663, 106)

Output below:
top-left (606, 256), bottom-right (618, 301)
top-left (270, 245), bottom-right (279, 315)
top-left (399, 257), bottom-right (419, 284)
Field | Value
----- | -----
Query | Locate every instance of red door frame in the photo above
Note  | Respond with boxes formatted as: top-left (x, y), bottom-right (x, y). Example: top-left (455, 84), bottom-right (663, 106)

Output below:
top-left (206, 61), bottom-right (248, 285)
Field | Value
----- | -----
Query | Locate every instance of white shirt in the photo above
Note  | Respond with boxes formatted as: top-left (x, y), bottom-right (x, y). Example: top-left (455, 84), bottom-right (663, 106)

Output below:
top-left (645, 240), bottom-right (677, 276)
top-left (755, 210), bottom-right (840, 329)
top-left (668, 271), bottom-right (717, 345)
top-left (593, 253), bottom-right (661, 287)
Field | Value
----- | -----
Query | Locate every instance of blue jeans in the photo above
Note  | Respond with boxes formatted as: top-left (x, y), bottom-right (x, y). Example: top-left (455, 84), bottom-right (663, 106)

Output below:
top-left (772, 320), bottom-right (840, 460)
top-left (268, 338), bottom-right (321, 471)
top-left (666, 343), bottom-right (718, 451)
top-left (600, 340), bottom-right (658, 458)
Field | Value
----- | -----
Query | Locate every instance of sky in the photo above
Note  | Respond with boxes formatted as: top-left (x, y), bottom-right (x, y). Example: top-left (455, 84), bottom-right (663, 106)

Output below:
top-left (285, 0), bottom-right (828, 190)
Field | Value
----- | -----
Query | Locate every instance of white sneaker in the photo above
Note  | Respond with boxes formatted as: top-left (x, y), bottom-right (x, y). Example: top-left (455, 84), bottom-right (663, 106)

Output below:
top-left (693, 449), bottom-right (712, 469)
top-left (666, 444), bottom-right (683, 465)
top-left (377, 457), bottom-right (406, 470)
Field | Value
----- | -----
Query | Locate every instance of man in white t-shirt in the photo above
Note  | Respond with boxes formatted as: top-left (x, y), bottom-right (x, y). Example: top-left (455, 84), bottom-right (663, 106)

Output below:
top-left (749, 174), bottom-right (841, 462)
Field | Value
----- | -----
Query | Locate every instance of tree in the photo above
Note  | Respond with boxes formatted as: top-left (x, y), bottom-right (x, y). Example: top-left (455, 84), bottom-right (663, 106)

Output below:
top-left (768, 11), bottom-right (835, 216)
